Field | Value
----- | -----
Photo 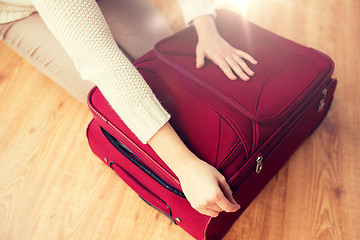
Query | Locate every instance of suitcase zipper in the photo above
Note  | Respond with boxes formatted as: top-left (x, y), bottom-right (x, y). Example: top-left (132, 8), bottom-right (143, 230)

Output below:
top-left (87, 88), bottom-right (181, 188)
top-left (155, 51), bottom-right (333, 125)
top-left (255, 156), bottom-right (264, 173)
top-left (243, 82), bottom-right (331, 179)
top-left (88, 77), bottom-right (332, 196)
top-left (230, 83), bottom-right (331, 188)
top-left (317, 88), bottom-right (327, 112)
top-left (102, 127), bottom-right (186, 198)
top-left (254, 87), bottom-right (327, 175)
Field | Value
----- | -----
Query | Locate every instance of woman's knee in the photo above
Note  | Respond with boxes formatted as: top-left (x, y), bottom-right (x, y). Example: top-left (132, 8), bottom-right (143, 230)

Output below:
top-left (0, 13), bottom-right (94, 103)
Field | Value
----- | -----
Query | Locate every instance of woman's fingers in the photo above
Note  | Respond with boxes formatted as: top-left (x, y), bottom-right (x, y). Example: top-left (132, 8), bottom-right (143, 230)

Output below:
top-left (225, 55), bottom-right (250, 81)
top-left (218, 176), bottom-right (240, 207)
top-left (208, 48), bottom-right (257, 81)
top-left (216, 176), bottom-right (240, 212)
top-left (236, 49), bottom-right (258, 65)
top-left (198, 208), bottom-right (221, 218)
top-left (194, 29), bottom-right (257, 81)
top-left (232, 53), bottom-right (255, 77)
top-left (216, 58), bottom-right (238, 80)
top-left (224, 49), bottom-right (257, 81)
top-left (204, 203), bottom-right (223, 213)
top-left (196, 47), bottom-right (206, 69)
top-left (196, 195), bottom-right (238, 218)
top-left (198, 177), bottom-right (240, 215)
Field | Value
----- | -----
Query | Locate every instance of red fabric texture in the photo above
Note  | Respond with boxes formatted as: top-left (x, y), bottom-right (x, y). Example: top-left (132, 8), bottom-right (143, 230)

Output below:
top-left (86, 10), bottom-right (336, 240)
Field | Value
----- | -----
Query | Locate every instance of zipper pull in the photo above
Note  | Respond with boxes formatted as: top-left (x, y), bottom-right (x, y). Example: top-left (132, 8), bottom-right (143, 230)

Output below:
top-left (256, 156), bottom-right (264, 173)
top-left (317, 88), bottom-right (327, 112)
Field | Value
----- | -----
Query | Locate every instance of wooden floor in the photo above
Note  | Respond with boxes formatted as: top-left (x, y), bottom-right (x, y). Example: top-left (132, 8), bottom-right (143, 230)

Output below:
top-left (1, 0), bottom-right (359, 239)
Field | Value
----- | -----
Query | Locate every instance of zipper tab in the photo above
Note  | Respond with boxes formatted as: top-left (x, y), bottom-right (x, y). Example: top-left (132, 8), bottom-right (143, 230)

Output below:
top-left (317, 88), bottom-right (327, 112)
top-left (256, 156), bottom-right (264, 173)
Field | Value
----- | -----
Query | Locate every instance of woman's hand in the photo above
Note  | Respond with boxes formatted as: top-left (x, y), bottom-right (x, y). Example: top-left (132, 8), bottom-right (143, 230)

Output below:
top-left (148, 122), bottom-right (240, 217)
top-left (193, 15), bottom-right (257, 81)
top-left (176, 158), bottom-right (240, 217)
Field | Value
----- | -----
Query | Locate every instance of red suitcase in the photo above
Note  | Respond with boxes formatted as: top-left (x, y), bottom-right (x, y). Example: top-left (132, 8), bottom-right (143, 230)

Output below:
top-left (86, 10), bottom-right (336, 240)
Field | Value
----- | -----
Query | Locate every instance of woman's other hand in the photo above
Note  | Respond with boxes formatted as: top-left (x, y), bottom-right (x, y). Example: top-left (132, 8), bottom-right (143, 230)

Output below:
top-left (176, 157), bottom-right (240, 217)
top-left (148, 122), bottom-right (240, 217)
top-left (193, 15), bottom-right (257, 81)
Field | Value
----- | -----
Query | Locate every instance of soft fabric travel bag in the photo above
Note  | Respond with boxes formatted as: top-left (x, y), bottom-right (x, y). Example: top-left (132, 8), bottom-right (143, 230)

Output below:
top-left (86, 9), bottom-right (337, 240)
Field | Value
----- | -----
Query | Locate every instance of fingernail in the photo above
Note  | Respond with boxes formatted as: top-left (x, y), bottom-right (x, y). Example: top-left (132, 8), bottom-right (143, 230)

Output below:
top-left (196, 62), bottom-right (203, 69)
top-left (232, 204), bottom-right (240, 211)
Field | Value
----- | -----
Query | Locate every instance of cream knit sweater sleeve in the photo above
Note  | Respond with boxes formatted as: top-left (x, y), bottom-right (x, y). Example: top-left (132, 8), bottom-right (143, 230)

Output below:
top-left (28, 0), bottom-right (215, 144)
top-left (177, 0), bottom-right (216, 24)
top-left (31, 0), bottom-right (170, 144)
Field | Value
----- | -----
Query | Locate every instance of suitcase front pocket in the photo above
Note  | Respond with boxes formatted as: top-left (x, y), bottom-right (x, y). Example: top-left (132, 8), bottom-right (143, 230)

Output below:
top-left (87, 120), bottom-right (180, 221)
top-left (101, 127), bottom-right (186, 199)
top-left (110, 161), bottom-right (173, 219)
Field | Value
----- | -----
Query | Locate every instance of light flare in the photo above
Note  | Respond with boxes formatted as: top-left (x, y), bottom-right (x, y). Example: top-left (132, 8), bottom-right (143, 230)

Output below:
top-left (213, 0), bottom-right (254, 53)
top-left (214, 0), bottom-right (251, 14)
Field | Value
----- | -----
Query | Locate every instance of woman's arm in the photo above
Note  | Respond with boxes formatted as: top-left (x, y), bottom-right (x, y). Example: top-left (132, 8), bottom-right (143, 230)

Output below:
top-left (31, 0), bottom-right (170, 144)
top-left (32, 0), bottom-right (240, 217)
top-left (148, 122), bottom-right (240, 217)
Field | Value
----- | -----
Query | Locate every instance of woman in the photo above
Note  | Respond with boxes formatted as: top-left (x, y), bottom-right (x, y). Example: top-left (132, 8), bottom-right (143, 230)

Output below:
top-left (0, 0), bottom-right (257, 217)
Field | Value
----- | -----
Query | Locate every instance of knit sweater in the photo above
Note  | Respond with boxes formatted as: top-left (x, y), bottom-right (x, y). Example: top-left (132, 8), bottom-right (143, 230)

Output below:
top-left (0, 0), bottom-right (215, 143)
